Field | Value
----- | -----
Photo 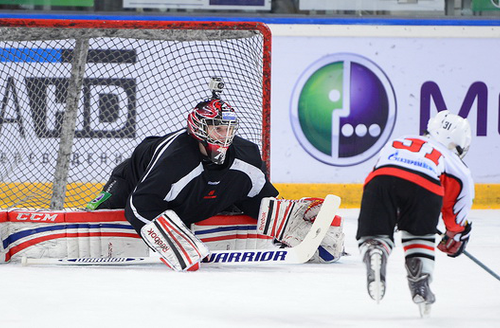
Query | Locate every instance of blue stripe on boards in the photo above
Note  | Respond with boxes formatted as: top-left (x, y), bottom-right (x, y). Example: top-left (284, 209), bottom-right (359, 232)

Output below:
top-left (1, 13), bottom-right (500, 27)
top-left (0, 48), bottom-right (62, 62)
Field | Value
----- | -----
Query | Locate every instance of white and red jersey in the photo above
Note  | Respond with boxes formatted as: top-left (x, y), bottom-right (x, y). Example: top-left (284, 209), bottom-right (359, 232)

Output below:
top-left (365, 135), bottom-right (474, 232)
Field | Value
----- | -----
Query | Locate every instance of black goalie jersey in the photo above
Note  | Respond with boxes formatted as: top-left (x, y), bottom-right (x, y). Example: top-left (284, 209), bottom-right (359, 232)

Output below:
top-left (115, 129), bottom-right (278, 231)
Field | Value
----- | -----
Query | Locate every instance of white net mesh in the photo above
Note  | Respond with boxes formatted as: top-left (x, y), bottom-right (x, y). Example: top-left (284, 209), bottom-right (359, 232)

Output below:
top-left (0, 21), bottom-right (270, 209)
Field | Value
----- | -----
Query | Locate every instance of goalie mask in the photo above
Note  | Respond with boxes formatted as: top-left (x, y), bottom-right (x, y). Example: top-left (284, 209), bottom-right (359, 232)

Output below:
top-left (426, 110), bottom-right (472, 159)
top-left (187, 99), bottom-right (238, 164)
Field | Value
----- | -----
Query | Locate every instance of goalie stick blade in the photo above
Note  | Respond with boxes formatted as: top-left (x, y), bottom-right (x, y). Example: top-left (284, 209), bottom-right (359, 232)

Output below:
top-left (20, 195), bottom-right (342, 268)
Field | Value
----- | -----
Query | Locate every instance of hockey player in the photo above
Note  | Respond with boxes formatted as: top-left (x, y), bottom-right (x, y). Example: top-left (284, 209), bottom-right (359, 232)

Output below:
top-left (86, 93), bottom-right (277, 270)
top-left (87, 79), bottom-right (344, 271)
top-left (356, 110), bottom-right (473, 316)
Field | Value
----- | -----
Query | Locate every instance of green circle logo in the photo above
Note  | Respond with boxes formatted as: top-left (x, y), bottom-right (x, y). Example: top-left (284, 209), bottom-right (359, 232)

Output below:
top-left (290, 54), bottom-right (397, 166)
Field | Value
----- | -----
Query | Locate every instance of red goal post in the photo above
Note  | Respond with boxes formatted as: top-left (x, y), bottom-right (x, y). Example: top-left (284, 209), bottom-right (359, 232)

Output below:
top-left (0, 18), bottom-right (271, 210)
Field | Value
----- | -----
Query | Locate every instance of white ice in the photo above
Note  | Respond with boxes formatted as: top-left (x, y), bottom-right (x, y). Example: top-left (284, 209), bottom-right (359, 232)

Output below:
top-left (2, 209), bottom-right (499, 328)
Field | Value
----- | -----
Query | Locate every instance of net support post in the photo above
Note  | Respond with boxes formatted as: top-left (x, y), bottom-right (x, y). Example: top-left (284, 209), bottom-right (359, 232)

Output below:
top-left (50, 38), bottom-right (89, 210)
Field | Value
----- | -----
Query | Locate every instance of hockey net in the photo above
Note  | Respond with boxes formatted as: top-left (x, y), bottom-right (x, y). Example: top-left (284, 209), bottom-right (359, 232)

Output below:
top-left (0, 19), bottom-right (271, 210)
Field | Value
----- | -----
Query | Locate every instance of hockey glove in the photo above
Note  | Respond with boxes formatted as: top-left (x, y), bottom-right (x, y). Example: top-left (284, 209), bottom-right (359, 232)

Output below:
top-left (437, 222), bottom-right (472, 258)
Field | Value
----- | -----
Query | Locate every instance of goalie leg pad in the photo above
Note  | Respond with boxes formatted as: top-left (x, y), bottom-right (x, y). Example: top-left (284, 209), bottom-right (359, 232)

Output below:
top-left (140, 210), bottom-right (209, 272)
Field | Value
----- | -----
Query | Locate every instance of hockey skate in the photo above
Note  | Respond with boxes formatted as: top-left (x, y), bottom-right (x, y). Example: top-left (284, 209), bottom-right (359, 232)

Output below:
top-left (405, 258), bottom-right (436, 318)
top-left (362, 240), bottom-right (388, 303)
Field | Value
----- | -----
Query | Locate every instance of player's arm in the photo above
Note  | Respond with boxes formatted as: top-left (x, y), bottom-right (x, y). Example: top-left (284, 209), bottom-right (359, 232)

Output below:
top-left (125, 175), bottom-right (173, 232)
top-left (141, 210), bottom-right (209, 271)
top-left (235, 180), bottom-right (279, 219)
top-left (438, 173), bottom-right (473, 257)
top-left (125, 177), bottom-right (210, 271)
top-left (124, 143), bottom-right (190, 231)
top-left (437, 222), bottom-right (471, 258)
top-left (232, 146), bottom-right (279, 219)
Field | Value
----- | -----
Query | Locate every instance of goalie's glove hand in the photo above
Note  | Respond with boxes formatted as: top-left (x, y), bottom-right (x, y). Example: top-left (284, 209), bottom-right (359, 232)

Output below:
top-left (437, 222), bottom-right (472, 258)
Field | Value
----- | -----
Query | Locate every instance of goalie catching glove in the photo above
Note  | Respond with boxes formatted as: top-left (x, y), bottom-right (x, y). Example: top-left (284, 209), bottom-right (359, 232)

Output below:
top-left (140, 210), bottom-right (209, 271)
top-left (257, 197), bottom-right (344, 263)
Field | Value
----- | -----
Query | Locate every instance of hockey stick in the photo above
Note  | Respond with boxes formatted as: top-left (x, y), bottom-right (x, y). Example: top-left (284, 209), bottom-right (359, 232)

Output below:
top-left (437, 229), bottom-right (500, 282)
top-left (461, 250), bottom-right (500, 282)
top-left (22, 194), bottom-right (341, 267)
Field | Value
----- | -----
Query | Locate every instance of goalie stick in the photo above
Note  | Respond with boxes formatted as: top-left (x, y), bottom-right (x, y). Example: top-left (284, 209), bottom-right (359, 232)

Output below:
top-left (21, 195), bottom-right (341, 267)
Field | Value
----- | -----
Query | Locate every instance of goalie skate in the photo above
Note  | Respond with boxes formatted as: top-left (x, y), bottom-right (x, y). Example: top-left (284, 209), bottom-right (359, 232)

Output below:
top-left (362, 241), bottom-right (387, 303)
top-left (405, 258), bottom-right (436, 318)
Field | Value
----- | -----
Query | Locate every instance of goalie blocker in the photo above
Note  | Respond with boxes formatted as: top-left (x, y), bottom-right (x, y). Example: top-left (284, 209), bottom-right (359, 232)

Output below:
top-left (140, 210), bottom-right (209, 272)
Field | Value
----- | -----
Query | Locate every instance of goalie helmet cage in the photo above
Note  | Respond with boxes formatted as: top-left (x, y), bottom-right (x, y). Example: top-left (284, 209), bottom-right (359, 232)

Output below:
top-left (0, 18), bottom-right (271, 210)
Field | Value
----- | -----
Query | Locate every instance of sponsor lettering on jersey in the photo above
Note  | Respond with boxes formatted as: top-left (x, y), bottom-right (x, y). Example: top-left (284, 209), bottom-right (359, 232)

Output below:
top-left (15, 212), bottom-right (60, 222)
top-left (387, 151), bottom-right (437, 174)
top-left (203, 250), bottom-right (288, 263)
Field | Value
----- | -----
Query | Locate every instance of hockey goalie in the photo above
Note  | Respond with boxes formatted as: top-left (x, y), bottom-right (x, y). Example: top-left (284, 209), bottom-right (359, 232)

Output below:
top-left (1, 79), bottom-right (344, 270)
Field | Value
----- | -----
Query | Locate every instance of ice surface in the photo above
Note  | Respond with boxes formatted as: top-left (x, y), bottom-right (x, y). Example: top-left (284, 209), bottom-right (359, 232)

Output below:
top-left (2, 209), bottom-right (499, 328)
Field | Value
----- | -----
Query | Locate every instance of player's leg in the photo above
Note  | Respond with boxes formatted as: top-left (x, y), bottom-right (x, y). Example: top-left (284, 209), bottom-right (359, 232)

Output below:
top-left (356, 176), bottom-right (399, 302)
top-left (86, 175), bottom-right (130, 210)
top-left (401, 231), bottom-right (437, 308)
top-left (397, 181), bottom-right (442, 316)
